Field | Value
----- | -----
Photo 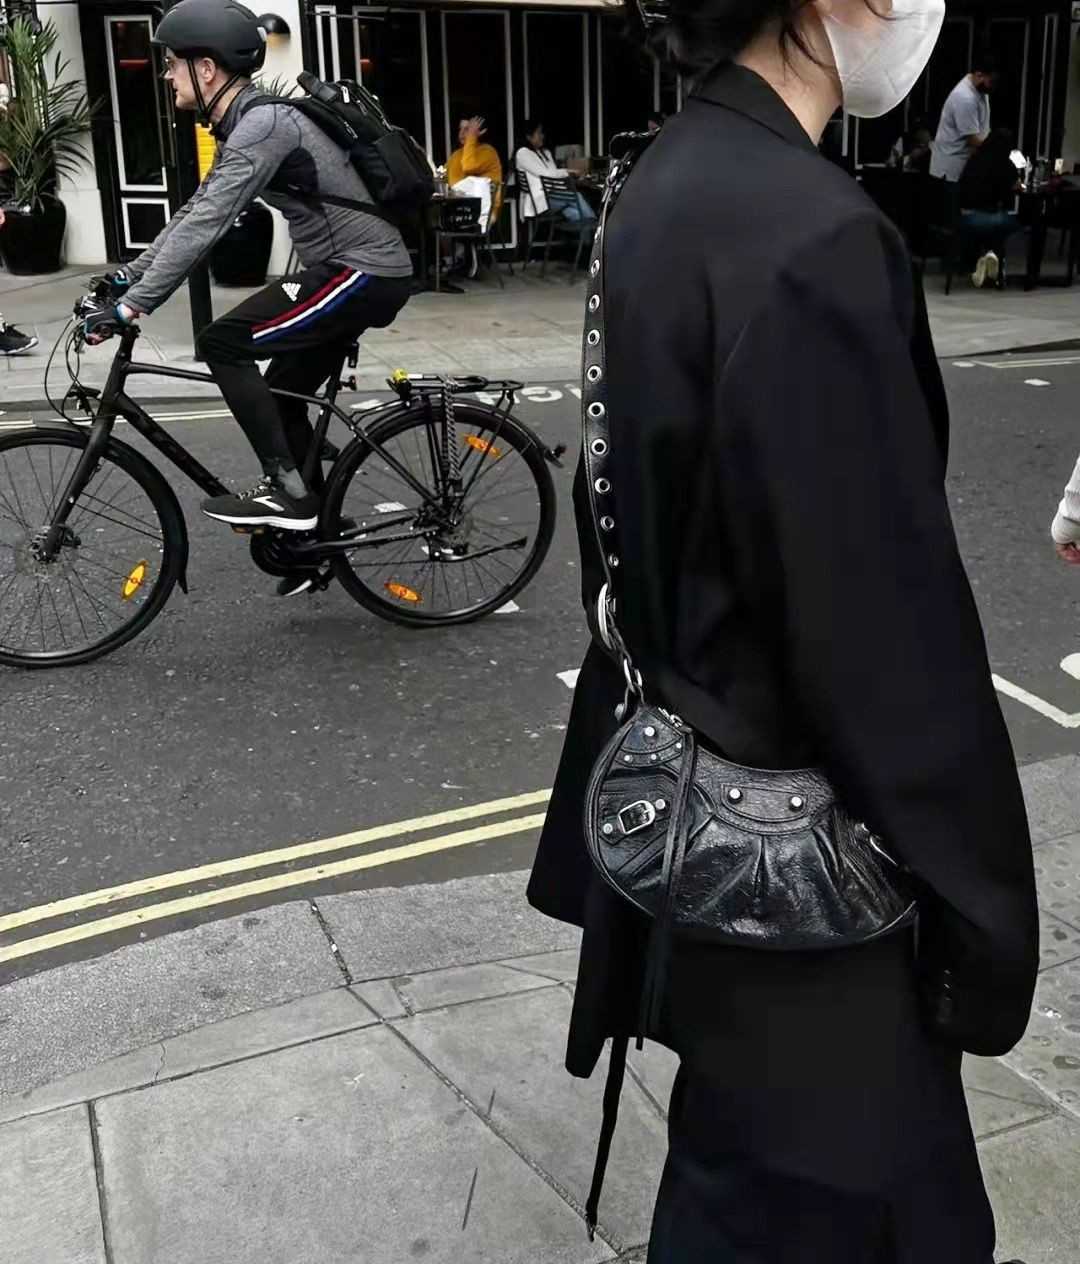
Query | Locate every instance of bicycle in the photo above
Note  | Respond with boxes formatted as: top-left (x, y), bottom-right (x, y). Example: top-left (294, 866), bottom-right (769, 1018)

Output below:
top-left (0, 281), bottom-right (564, 669)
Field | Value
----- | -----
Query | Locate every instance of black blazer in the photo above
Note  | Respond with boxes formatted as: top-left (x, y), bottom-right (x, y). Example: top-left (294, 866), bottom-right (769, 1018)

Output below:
top-left (528, 64), bottom-right (1038, 1066)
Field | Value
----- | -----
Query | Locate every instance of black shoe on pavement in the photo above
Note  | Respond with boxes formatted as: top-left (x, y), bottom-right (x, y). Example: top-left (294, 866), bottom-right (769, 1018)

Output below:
top-left (201, 475), bottom-right (319, 531)
top-left (0, 319), bottom-right (38, 356)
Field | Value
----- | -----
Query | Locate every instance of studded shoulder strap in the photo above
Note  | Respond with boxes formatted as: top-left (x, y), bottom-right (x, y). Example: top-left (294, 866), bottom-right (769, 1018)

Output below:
top-left (580, 133), bottom-right (655, 686)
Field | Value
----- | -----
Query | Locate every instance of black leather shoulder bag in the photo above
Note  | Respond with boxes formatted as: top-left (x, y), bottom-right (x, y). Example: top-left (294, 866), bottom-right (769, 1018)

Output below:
top-left (578, 134), bottom-right (918, 1239)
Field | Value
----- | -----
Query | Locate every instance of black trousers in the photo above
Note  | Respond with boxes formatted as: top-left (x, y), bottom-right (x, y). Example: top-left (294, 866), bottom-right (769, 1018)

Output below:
top-left (196, 265), bottom-right (411, 483)
top-left (646, 932), bottom-right (996, 1264)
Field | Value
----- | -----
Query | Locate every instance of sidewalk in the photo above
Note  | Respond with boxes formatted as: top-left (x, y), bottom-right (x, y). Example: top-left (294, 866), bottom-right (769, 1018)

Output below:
top-left (4, 261), bottom-right (1080, 409)
top-left (2, 753), bottom-right (1080, 1263)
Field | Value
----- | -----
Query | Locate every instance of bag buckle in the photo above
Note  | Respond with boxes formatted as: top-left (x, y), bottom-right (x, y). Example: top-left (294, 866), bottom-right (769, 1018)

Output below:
top-left (618, 799), bottom-right (656, 835)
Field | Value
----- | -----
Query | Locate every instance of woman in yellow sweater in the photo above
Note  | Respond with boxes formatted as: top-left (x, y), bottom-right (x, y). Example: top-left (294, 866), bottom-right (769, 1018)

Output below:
top-left (446, 115), bottom-right (503, 277)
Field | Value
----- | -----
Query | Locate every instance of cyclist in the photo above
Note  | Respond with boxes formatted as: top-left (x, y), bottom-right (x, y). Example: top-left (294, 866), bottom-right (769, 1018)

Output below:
top-left (83, 0), bottom-right (413, 553)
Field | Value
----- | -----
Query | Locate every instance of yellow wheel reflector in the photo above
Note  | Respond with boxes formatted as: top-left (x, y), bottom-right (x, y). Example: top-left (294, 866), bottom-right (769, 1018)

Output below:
top-left (122, 561), bottom-right (149, 601)
top-left (385, 582), bottom-right (422, 604)
top-left (464, 434), bottom-right (502, 459)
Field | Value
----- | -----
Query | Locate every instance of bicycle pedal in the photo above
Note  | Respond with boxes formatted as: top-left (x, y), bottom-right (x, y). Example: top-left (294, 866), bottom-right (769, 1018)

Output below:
top-left (230, 524), bottom-right (266, 536)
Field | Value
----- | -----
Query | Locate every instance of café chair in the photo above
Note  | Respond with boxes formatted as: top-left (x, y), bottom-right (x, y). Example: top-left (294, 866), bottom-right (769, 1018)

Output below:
top-left (537, 175), bottom-right (594, 281)
top-left (433, 196), bottom-right (482, 292)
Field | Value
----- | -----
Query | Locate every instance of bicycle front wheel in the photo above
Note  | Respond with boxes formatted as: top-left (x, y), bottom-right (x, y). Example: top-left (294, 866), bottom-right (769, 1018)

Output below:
top-left (323, 402), bottom-right (557, 626)
top-left (0, 429), bottom-right (185, 668)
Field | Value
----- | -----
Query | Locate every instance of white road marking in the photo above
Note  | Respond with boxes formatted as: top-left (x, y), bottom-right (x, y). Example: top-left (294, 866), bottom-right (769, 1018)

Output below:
top-left (373, 501), bottom-right (406, 513)
top-left (993, 672), bottom-right (1080, 728)
top-left (1025, 379), bottom-right (1052, 387)
top-left (974, 355), bottom-right (1080, 370)
top-left (1061, 654), bottom-right (1080, 682)
top-left (496, 601), bottom-right (519, 614)
top-left (952, 361), bottom-right (976, 368)
top-left (557, 669), bottom-right (580, 689)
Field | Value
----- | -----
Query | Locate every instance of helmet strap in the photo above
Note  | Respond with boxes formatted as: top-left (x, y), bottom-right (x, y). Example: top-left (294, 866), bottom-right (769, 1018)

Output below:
top-left (187, 59), bottom-right (241, 128)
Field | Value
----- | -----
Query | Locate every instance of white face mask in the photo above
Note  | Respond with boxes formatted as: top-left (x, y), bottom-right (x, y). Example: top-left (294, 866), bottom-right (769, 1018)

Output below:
top-left (822, 0), bottom-right (946, 120)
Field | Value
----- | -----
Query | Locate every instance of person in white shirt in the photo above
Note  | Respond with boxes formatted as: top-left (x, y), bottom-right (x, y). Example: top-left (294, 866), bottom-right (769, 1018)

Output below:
top-left (513, 120), bottom-right (595, 222)
top-left (930, 52), bottom-right (998, 183)
top-left (1052, 452), bottom-right (1080, 564)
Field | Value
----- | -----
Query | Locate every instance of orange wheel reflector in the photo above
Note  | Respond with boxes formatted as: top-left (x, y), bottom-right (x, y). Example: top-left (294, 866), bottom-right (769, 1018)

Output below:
top-left (464, 434), bottom-right (503, 459)
top-left (122, 561), bottom-right (149, 601)
top-left (385, 582), bottom-right (422, 604)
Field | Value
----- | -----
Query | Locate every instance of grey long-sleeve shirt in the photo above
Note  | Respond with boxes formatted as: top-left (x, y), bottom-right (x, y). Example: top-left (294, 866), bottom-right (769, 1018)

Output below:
top-left (124, 83), bottom-right (412, 314)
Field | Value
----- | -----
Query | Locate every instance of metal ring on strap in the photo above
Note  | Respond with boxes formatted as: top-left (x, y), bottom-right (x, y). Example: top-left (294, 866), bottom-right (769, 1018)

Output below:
top-left (596, 581), bottom-right (616, 652)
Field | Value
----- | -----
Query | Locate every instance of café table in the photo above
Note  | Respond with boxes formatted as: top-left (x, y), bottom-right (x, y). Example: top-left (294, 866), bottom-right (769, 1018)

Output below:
top-left (1017, 180), bottom-right (1080, 290)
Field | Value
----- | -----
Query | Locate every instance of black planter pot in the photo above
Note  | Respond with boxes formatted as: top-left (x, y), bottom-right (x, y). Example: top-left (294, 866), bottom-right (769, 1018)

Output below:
top-left (0, 198), bottom-right (67, 275)
top-left (210, 201), bottom-right (274, 286)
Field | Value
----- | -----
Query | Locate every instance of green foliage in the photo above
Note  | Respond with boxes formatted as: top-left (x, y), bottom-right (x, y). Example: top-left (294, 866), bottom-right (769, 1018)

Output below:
top-left (0, 17), bottom-right (99, 213)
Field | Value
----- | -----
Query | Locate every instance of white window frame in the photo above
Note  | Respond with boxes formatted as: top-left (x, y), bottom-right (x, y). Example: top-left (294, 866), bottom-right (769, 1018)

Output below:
top-left (314, 3), bottom-right (343, 79)
top-left (104, 15), bottom-right (167, 194)
top-left (122, 197), bottom-right (171, 249)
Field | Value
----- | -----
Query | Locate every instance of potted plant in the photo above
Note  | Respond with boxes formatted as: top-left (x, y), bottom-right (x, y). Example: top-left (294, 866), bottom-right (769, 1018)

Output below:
top-left (209, 73), bottom-right (293, 286)
top-left (0, 16), bottom-right (97, 274)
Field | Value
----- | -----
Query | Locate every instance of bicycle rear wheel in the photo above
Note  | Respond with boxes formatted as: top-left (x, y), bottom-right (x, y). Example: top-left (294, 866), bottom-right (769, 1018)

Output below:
top-left (0, 429), bottom-right (185, 668)
top-left (323, 402), bottom-right (556, 626)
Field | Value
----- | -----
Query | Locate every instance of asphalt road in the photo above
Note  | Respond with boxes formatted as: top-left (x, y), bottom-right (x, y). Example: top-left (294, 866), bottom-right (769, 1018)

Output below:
top-left (2, 359), bottom-right (1080, 982)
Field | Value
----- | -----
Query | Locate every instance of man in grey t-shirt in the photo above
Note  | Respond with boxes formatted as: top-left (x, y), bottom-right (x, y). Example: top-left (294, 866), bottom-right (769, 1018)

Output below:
top-left (81, 0), bottom-right (413, 559)
top-left (930, 53), bottom-right (998, 183)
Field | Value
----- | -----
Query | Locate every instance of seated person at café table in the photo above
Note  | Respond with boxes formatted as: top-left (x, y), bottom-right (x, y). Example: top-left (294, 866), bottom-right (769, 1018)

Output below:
top-left (958, 128), bottom-right (1023, 289)
top-left (446, 114), bottom-right (503, 276)
top-left (514, 121), bottom-right (596, 223)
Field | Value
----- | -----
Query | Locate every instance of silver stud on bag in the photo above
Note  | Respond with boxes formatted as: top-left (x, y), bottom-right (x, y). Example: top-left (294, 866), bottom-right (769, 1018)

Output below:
top-left (591, 438), bottom-right (608, 456)
top-left (595, 477), bottom-right (610, 494)
top-left (590, 259), bottom-right (601, 277)
top-left (644, 725), bottom-right (656, 738)
top-left (600, 516), bottom-right (614, 531)
top-left (650, 753), bottom-right (658, 762)
top-left (587, 330), bottom-right (600, 347)
top-left (587, 402), bottom-right (606, 419)
top-left (789, 795), bottom-right (805, 811)
top-left (586, 366), bottom-right (602, 383)
top-left (608, 554), bottom-right (620, 567)
top-left (727, 787), bottom-right (743, 803)
top-left (602, 822), bottom-right (615, 835)
top-left (655, 799), bottom-right (667, 811)
top-left (623, 754), bottom-right (633, 763)
top-left (589, 295), bottom-right (601, 312)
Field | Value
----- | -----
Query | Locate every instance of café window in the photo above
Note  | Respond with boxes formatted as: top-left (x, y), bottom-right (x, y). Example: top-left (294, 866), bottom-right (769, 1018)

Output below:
top-left (597, 16), bottom-right (654, 152)
top-left (523, 11), bottom-right (588, 159)
top-left (442, 9), bottom-right (513, 170)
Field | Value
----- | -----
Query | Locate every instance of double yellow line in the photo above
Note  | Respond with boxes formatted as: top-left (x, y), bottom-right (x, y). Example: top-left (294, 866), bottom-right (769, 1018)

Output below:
top-left (0, 790), bottom-right (550, 967)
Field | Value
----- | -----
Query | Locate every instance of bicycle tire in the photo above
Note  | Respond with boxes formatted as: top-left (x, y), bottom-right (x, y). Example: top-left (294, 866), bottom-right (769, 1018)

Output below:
top-left (323, 402), bottom-right (557, 627)
top-left (0, 429), bottom-right (186, 669)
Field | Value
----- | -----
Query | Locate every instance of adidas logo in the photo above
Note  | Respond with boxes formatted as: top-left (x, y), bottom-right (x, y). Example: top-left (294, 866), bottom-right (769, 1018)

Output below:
top-left (281, 282), bottom-right (301, 301)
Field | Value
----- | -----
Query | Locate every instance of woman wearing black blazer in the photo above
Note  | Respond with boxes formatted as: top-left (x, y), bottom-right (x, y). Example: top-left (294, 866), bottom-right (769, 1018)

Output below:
top-left (527, 1), bottom-right (1038, 1261)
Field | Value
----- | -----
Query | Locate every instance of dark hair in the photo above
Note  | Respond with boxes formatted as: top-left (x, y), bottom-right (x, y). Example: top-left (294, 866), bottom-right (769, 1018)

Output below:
top-left (972, 48), bottom-right (1000, 76)
top-left (634, 0), bottom-right (886, 78)
top-left (521, 120), bottom-right (545, 147)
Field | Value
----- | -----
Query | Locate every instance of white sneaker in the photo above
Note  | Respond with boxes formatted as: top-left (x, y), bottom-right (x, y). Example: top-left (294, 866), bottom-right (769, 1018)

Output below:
top-left (972, 252), bottom-right (999, 289)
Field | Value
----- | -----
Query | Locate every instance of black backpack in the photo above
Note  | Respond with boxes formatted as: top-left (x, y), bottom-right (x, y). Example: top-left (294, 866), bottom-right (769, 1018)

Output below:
top-left (243, 70), bottom-right (434, 224)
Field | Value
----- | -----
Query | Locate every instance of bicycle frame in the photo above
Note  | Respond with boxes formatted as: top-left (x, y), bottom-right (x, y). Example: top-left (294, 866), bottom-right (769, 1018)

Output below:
top-left (40, 325), bottom-right (515, 563)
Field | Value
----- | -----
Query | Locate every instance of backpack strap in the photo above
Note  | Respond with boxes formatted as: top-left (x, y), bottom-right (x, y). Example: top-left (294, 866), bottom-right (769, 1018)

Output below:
top-left (237, 93), bottom-right (405, 227)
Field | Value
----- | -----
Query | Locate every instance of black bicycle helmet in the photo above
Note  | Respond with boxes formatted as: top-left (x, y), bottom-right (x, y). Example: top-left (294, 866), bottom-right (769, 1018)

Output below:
top-left (152, 0), bottom-right (267, 75)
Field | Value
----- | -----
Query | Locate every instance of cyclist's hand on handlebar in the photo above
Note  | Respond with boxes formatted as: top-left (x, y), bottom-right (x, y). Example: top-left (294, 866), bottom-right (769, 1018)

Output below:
top-left (81, 299), bottom-right (133, 346)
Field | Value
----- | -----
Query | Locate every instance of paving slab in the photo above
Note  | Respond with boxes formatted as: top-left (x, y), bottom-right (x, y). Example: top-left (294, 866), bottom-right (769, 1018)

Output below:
top-left (350, 978), bottom-right (410, 1020)
top-left (979, 1114), bottom-right (1080, 1262)
top-left (1005, 956), bottom-right (1080, 1118)
top-left (0, 901), bottom-right (341, 1100)
top-left (0, 1104), bottom-right (105, 1264)
top-left (95, 1023), bottom-right (610, 1264)
top-left (1034, 835), bottom-right (1080, 932)
top-left (497, 948), bottom-right (580, 983)
top-left (319, 870), bottom-right (580, 980)
top-left (0, 986), bottom-right (373, 1124)
top-left (392, 960), bottom-right (559, 1013)
top-left (962, 1055), bottom-right (1058, 1140)
top-left (1018, 758), bottom-right (1080, 845)
top-left (627, 1043), bottom-right (679, 1118)
top-left (396, 987), bottom-right (667, 1252)
top-left (1037, 909), bottom-right (1080, 973)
